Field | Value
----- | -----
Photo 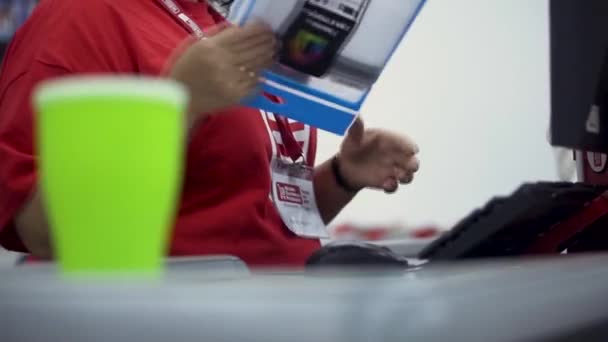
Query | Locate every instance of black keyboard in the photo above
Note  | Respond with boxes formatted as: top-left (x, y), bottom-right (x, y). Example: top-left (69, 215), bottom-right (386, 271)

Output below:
top-left (419, 182), bottom-right (608, 260)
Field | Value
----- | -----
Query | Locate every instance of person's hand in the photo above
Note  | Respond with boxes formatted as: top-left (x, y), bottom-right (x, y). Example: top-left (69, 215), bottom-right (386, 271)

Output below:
top-left (337, 118), bottom-right (420, 193)
top-left (169, 22), bottom-right (277, 125)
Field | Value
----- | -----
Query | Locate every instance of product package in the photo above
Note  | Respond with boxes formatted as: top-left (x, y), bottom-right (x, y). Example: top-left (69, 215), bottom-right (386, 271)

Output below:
top-left (227, 0), bottom-right (426, 135)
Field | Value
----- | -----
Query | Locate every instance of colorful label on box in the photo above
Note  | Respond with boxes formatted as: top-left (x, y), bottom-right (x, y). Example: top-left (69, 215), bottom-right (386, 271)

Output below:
top-left (279, 0), bottom-right (367, 77)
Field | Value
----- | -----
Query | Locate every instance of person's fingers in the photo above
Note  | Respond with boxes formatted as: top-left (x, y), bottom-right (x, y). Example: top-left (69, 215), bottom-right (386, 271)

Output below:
top-left (399, 172), bottom-right (414, 185)
top-left (214, 21), bottom-right (273, 45)
top-left (236, 65), bottom-right (258, 80)
top-left (383, 178), bottom-right (399, 194)
top-left (229, 31), bottom-right (277, 54)
top-left (368, 166), bottom-right (399, 193)
top-left (233, 46), bottom-right (276, 71)
top-left (241, 21), bottom-right (275, 37)
top-left (391, 160), bottom-right (416, 186)
top-left (390, 134), bottom-right (419, 156)
top-left (214, 63), bottom-right (255, 99)
top-left (394, 155), bottom-right (420, 174)
top-left (236, 81), bottom-right (261, 100)
top-left (245, 53), bottom-right (276, 72)
top-left (408, 156), bottom-right (420, 173)
top-left (390, 164), bottom-right (411, 184)
top-left (220, 30), bottom-right (276, 70)
top-left (389, 153), bottom-right (417, 180)
top-left (229, 69), bottom-right (262, 99)
top-left (228, 67), bottom-right (257, 86)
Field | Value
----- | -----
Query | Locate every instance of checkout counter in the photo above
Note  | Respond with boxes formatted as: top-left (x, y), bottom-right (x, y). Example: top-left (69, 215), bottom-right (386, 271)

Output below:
top-left (2, 182), bottom-right (607, 342)
top-left (3, 253), bottom-right (608, 342)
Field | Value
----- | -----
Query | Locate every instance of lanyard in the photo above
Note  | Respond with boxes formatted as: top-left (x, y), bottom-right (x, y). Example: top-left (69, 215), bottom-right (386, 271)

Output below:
top-left (156, 0), bottom-right (206, 39)
top-left (157, 0), bottom-right (303, 162)
top-left (275, 116), bottom-right (305, 163)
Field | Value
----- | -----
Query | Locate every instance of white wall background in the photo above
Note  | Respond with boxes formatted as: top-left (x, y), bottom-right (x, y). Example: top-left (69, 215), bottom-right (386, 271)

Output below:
top-left (317, 0), bottom-right (559, 229)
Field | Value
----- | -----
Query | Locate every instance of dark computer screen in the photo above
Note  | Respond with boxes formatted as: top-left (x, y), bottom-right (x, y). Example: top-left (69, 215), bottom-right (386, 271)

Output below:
top-left (550, 0), bottom-right (608, 152)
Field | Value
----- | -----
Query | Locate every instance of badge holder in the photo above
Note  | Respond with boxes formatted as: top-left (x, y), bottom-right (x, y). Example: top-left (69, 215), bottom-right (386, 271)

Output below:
top-left (227, 0), bottom-right (427, 135)
top-left (271, 159), bottom-right (328, 239)
top-left (270, 116), bottom-right (328, 239)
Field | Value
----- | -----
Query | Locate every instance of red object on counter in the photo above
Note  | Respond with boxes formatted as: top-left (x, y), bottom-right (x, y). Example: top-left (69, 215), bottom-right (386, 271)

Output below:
top-left (331, 224), bottom-right (441, 241)
top-left (526, 151), bottom-right (608, 254)
top-left (361, 228), bottom-right (390, 241)
top-left (333, 224), bottom-right (356, 235)
top-left (526, 193), bottom-right (608, 254)
top-left (411, 227), bottom-right (440, 239)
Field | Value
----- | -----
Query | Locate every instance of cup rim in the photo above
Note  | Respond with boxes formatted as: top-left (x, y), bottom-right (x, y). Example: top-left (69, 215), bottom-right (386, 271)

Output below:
top-left (34, 75), bottom-right (189, 109)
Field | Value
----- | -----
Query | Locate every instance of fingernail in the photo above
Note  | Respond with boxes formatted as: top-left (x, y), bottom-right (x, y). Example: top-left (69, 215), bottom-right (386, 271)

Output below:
top-left (384, 181), bottom-right (399, 194)
top-left (401, 173), bottom-right (414, 184)
top-left (383, 179), bottom-right (397, 189)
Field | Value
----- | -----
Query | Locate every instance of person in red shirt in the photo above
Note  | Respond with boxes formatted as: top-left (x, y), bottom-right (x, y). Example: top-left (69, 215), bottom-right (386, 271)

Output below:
top-left (0, 0), bottom-right (420, 267)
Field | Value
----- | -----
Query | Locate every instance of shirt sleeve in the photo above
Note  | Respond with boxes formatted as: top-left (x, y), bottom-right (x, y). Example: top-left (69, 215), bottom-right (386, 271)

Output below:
top-left (0, 62), bottom-right (70, 252)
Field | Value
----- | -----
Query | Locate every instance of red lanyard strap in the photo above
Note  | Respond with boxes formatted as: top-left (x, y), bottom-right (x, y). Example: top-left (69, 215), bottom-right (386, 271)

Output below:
top-left (275, 116), bottom-right (304, 163)
top-left (156, 0), bottom-right (206, 39)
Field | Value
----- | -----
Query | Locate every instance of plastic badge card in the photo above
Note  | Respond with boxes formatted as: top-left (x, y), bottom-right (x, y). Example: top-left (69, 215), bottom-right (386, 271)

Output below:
top-left (226, 0), bottom-right (426, 135)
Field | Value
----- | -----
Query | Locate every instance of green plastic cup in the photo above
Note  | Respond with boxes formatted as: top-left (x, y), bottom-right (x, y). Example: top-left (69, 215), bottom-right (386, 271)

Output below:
top-left (34, 76), bottom-right (188, 277)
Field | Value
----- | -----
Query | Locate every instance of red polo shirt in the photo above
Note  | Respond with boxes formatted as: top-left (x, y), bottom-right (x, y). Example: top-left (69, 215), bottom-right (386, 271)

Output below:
top-left (0, 0), bottom-right (320, 266)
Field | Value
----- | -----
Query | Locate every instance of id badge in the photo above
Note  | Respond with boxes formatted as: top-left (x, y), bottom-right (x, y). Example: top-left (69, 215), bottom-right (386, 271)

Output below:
top-left (271, 159), bottom-right (328, 239)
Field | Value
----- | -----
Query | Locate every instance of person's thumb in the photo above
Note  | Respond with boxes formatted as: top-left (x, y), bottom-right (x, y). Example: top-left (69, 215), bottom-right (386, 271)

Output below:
top-left (346, 117), bottom-right (365, 144)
